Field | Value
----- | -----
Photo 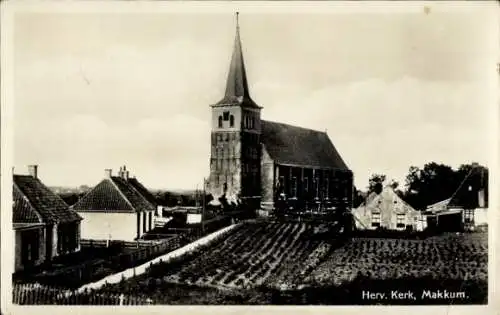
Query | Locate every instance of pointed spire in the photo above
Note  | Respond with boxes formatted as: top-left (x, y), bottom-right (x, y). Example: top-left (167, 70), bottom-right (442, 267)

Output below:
top-left (225, 12), bottom-right (249, 99)
top-left (215, 12), bottom-right (260, 108)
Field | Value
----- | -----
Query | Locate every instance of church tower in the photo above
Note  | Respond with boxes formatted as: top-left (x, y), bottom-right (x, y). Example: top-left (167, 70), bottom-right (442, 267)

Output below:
top-left (208, 13), bottom-right (262, 206)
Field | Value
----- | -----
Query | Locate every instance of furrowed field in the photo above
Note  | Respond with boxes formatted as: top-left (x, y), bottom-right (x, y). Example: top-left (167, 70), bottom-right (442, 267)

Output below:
top-left (96, 220), bottom-right (488, 305)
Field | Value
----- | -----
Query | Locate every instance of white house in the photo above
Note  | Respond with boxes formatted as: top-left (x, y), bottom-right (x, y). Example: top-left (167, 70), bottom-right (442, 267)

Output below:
top-left (352, 186), bottom-right (426, 231)
top-left (71, 166), bottom-right (157, 241)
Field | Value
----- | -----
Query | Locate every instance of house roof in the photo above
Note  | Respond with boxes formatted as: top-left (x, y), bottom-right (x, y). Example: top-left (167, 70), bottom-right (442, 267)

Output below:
top-left (213, 13), bottom-right (260, 109)
top-left (13, 185), bottom-right (43, 224)
top-left (261, 120), bottom-right (350, 170)
top-left (72, 176), bottom-right (156, 212)
top-left (127, 177), bottom-right (157, 207)
top-left (13, 175), bottom-right (82, 224)
top-left (426, 198), bottom-right (451, 212)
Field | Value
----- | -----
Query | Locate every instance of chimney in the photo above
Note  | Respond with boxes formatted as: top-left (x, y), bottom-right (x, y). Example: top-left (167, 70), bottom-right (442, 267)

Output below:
top-left (105, 169), bottom-right (112, 178)
top-left (28, 165), bottom-right (38, 179)
top-left (120, 165), bottom-right (128, 179)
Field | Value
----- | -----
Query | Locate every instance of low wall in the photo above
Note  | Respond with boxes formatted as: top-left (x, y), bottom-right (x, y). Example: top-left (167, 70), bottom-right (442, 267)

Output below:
top-left (76, 223), bottom-right (239, 293)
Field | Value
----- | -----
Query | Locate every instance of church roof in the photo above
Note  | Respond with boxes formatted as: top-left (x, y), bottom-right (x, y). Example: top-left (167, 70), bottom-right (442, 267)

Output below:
top-left (72, 175), bottom-right (156, 212)
top-left (13, 175), bottom-right (82, 224)
top-left (261, 120), bottom-right (350, 170)
top-left (214, 13), bottom-right (260, 109)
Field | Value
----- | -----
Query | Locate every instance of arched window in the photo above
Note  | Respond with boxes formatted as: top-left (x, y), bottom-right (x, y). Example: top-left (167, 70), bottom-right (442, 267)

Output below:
top-left (229, 115), bottom-right (234, 127)
top-left (218, 116), bottom-right (223, 128)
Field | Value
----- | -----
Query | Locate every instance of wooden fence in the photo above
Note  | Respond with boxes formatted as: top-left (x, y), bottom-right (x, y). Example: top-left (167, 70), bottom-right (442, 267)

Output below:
top-left (12, 283), bottom-right (154, 305)
top-left (80, 238), bottom-right (169, 249)
top-left (27, 236), bottom-right (182, 288)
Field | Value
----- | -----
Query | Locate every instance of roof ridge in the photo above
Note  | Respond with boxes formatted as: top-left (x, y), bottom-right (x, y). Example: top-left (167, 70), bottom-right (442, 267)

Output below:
top-left (262, 120), bottom-right (327, 134)
top-left (13, 181), bottom-right (45, 224)
top-left (108, 177), bottom-right (137, 211)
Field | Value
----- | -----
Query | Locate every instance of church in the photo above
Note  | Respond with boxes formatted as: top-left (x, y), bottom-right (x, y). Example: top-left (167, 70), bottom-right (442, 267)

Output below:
top-left (207, 14), bottom-right (353, 213)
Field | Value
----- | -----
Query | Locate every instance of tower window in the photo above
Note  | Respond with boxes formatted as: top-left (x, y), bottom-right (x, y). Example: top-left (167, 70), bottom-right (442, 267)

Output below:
top-left (218, 116), bottom-right (223, 128)
top-left (229, 115), bottom-right (234, 127)
top-left (223, 111), bottom-right (230, 121)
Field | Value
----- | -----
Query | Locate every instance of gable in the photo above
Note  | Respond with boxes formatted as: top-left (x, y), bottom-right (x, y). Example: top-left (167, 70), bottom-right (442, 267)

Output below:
top-left (261, 120), bottom-right (349, 170)
top-left (360, 188), bottom-right (418, 215)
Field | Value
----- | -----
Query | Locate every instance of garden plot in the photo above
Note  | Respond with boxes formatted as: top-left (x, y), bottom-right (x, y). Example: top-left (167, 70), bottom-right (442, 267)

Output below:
top-left (306, 232), bottom-right (488, 286)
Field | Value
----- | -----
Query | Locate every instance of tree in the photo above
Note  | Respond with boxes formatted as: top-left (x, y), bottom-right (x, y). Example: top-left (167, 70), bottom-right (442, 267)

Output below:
top-left (402, 162), bottom-right (488, 210)
top-left (368, 174), bottom-right (386, 194)
top-left (403, 163), bottom-right (456, 210)
top-left (450, 163), bottom-right (489, 208)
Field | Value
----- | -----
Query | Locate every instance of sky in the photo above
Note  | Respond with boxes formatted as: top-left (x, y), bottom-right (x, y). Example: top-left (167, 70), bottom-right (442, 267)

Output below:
top-left (11, 3), bottom-right (498, 191)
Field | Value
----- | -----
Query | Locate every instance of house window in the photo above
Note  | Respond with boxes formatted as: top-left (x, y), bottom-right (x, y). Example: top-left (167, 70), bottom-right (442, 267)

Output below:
top-left (304, 177), bottom-right (309, 192)
top-left (229, 115), bottom-right (234, 127)
top-left (218, 116), bottom-right (223, 128)
top-left (143, 211), bottom-right (147, 234)
top-left (291, 176), bottom-right (298, 198)
top-left (371, 212), bottom-right (381, 228)
top-left (396, 213), bottom-right (405, 228)
top-left (223, 111), bottom-right (230, 121)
